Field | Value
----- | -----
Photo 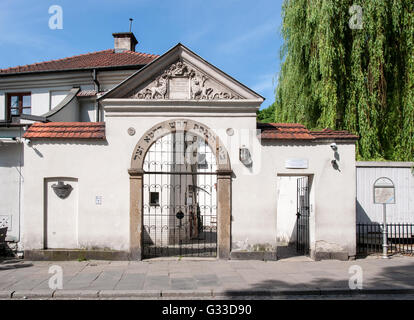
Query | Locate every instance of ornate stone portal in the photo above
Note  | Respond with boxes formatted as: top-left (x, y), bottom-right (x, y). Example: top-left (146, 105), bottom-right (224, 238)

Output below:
top-left (128, 119), bottom-right (232, 260)
top-left (130, 60), bottom-right (242, 100)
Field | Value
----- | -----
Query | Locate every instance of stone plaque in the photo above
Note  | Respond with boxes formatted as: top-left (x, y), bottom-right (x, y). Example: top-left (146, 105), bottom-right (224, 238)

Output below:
top-left (285, 159), bottom-right (308, 169)
top-left (169, 77), bottom-right (189, 99)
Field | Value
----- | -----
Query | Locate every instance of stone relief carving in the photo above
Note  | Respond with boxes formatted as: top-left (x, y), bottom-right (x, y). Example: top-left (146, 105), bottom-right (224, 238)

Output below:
top-left (51, 181), bottom-right (73, 199)
top-left (131, 60), bottom-right (241, 100)
top-left (136, 73), bottom-right (168, 99)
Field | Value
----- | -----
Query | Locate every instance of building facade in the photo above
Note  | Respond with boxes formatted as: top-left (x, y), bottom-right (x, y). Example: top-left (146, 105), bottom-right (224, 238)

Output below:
top-left (0, 33), bottom-right (358, 261)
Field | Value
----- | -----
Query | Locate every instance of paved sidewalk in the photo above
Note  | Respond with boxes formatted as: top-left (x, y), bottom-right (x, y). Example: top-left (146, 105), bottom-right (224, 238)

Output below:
top-left (0, 255), bottom-right (414, 299)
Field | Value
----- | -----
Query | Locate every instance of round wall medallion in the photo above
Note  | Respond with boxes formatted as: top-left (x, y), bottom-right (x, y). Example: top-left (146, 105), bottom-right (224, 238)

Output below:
top-left (226, 128), bottom-right (234, 136)
top-left (127, 127), bottom-right (136, 136)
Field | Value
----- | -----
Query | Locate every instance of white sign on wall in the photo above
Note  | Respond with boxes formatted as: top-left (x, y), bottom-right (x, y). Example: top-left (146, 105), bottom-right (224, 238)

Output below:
top-left (373, 177), bottom-right (395, 204)
top-left (95, 196), bottom-right (103, 205)
top-left (285, 159), bottom-right (308, 169)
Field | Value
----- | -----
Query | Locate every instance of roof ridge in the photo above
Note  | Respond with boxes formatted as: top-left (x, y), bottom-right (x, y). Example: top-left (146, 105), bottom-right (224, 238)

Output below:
top-left (0, 49), bottom-right (115, 72)
top-left (0, 49), bottom-right (160, 73)
top-left (123, 50), bottom-right (160, 58)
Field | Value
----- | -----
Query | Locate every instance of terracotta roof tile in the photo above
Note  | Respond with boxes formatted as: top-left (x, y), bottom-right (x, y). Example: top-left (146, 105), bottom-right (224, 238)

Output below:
top-left (0, 49), bottom-right (159, 75)
top-left (311, 128), bottom-right (359, 140)
top-left (258, 123), bottom-right (358, 141)
top-left (258, 123), bottom-right (315, 140)
top-left (23, 122), bottom-right (105, 140)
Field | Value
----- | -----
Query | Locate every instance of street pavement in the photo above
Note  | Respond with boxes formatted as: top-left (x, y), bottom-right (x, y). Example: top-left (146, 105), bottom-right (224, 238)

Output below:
top-left (0, 255), bottom-right (414, 299)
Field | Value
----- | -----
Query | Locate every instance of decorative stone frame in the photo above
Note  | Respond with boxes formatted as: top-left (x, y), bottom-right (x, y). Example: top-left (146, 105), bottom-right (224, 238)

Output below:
top-left (128, 119), bottom-right (232, 260)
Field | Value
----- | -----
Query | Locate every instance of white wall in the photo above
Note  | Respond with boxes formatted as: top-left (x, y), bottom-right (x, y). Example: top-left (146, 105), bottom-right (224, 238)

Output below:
top-left (276, 176), bottom-right (301, 245)
top-left (0, 141), bottom-right (23, 242)
top-left (79, 100), bottom-right (95, 122)
top-left (357, 163), bottom-right (414, 223)
top-left (0, 93), bottom-right (5, 121)
top-left (0, 68), bottom-right (136, 121)
top-left (45, 178), bottom-right (78, 248)
top-left (50, 90), bottom-right (70, 109)
top-left (21, 114), bottom-right (256, 252)
top-left (22, 110), bottom-right (356, 258)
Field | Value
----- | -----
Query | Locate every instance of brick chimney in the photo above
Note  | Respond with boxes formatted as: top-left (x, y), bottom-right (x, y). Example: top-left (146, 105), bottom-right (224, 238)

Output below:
top-left (112, 32), bottom-right (138, 52)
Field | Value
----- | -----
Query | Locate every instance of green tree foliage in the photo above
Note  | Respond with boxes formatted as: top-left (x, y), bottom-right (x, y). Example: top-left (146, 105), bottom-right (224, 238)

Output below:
top-left (257, 103), bottom-right (276, 123)
top-left (274, 0), bottom-right (414, 161)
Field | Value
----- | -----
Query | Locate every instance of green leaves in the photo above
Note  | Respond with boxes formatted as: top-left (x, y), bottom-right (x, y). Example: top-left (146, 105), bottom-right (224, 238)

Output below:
top-left (274, 0), bottom-right (414, 161)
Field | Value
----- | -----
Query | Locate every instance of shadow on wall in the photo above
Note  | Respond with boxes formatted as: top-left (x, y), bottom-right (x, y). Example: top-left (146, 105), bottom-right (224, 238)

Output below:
top-left (276, 220), bottom-right (299, 260)
top-left (356, 200), bottom-right (374, 224)
top-left (0, 143), bottom-right (24, 168)
top-left (221, 260), bottom-right (414, 298)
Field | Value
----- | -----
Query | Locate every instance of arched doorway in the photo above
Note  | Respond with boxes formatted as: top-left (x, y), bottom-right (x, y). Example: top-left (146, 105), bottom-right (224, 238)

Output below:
top-left (128, 119), bottom-right (232, 260)
top-left (143, 131), bottom-right (217, 258)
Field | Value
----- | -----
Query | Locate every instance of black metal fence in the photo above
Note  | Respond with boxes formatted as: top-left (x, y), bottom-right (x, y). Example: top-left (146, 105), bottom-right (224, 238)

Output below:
top-left (357, 223), bottom-right (414, 255)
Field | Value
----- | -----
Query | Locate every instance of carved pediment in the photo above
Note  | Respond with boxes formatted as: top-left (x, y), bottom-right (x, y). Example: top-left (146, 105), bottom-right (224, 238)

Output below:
top-left (128, 60), bottom-right (242, 100)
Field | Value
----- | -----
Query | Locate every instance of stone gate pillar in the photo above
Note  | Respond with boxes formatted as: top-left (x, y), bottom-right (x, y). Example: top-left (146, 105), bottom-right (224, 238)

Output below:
top-left (217, 169), bottom-right (232, 259)
top-left (128, 168), bottom-right (144, 260)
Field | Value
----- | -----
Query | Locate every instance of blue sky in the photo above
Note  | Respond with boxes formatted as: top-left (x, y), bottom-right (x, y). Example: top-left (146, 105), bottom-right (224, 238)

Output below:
top-left (0, 0), bottom-right (283, 109)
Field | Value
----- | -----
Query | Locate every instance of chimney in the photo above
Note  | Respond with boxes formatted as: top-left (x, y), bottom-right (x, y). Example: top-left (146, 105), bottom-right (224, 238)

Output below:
top-left (112, 32), bottom-right (138, 52)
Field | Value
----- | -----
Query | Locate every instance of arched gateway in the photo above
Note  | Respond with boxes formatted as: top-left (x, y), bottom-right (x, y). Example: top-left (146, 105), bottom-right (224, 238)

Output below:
top-left (128, 119), bottom-right (232, 260)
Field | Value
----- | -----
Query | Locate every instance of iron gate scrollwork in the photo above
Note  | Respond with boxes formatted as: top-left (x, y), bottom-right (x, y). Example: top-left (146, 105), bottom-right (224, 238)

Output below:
top-left (296, 176), bottom-right (310, 255)
top-left (143, 131), bottom-right (217, 258)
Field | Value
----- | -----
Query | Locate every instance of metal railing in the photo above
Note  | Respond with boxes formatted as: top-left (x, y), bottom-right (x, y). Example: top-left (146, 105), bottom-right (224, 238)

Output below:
top-left (357, 223), bottom-right (414, 255)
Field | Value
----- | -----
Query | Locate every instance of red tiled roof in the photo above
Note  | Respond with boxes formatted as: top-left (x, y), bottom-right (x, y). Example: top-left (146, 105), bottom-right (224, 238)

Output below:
top-left (258, 123), bottom-right (358, 141)
top-left (23, 122), bottom-right (105, 139)
top-left (311, 128), bottom-right (359, 140)
top-left (258, 123), bottom-right (315, 140)
top-left (0, 49), bottom-right (159, 75)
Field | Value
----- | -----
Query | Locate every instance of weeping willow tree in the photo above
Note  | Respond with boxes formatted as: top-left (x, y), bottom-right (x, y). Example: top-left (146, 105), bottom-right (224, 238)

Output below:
top-left (274, 0), bottom-right (414, 161)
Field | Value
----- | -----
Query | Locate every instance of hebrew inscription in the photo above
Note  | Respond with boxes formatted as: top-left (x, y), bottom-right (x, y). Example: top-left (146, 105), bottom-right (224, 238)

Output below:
top-left (132, 119), bottom-right (228, 167)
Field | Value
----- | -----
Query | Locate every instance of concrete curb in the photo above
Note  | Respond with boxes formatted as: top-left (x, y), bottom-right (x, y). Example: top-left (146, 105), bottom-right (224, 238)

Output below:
top-left (0, 291), bottom-right (13, 299)
top-left (1, 288), bottom-right (414, 299)
top-left (53, 290), bottom-right (99, 299)
top-left (12, 290), bottom-right (55, 299)
top-left (161, 290), bottom-right (213, 298)
top-left (214, 288), bottom-right (321, 297)
top-left (99, 290), bottom-right (161, 298)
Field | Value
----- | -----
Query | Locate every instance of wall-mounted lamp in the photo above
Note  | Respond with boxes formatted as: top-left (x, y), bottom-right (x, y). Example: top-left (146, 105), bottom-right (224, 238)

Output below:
top-left (330, 143), bottom-right (341, 171)
top-left (239, 146), bottom-right (252, 166)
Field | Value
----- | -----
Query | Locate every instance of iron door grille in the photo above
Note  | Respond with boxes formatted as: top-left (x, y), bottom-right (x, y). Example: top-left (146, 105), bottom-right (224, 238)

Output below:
top-left (296, 176), bottom-right (310, 255)
top-left (142, 131), bottom-right (217, 258)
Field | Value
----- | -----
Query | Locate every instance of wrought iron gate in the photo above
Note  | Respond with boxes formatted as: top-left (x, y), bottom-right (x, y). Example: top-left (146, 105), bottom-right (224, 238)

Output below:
top-left (296, 176), bottom-right (310, 255)
top-left (143, 131), bottom-right (217, 258)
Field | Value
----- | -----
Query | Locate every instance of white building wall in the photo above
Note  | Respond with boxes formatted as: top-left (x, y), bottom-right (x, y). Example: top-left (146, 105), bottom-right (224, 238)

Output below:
top-left (0, 141), bottom-right (23, 242)
top-left (259, 142), bottom-right (356, 257)
top-left (276, 176), bottom-right (301, 245)
top-left (0, 93), bottom-right (5, 121)
top-left (79, 100), bottom-right (96, 122)
top-left (22, 111), bottom-right (356, 258)
top-left (0, 69), bottom-right (137, 122)
top-left (44, 178), bottom-right (78, 248)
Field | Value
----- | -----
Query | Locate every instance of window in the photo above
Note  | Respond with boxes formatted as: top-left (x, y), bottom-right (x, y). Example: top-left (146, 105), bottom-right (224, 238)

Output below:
top-left (197, 153), bottom-right (208, 169)
top-left (150, 192), bottom-right (160, 206)
top-left (7, 93), bottom-right (31, 120)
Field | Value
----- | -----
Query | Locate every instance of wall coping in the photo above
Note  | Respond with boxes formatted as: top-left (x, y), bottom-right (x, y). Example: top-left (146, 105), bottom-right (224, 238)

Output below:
top-left (357, 161), bottom-right (414, 168)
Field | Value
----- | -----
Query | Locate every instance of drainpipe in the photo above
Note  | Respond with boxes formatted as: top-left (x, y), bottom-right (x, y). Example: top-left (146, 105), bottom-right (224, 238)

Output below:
top-left (92, 69), bottom-right (100, 122)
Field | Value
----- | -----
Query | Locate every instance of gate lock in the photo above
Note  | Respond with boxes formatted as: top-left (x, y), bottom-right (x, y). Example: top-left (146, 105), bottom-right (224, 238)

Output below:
top-left (176, 211), bottom-right (184, 219)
